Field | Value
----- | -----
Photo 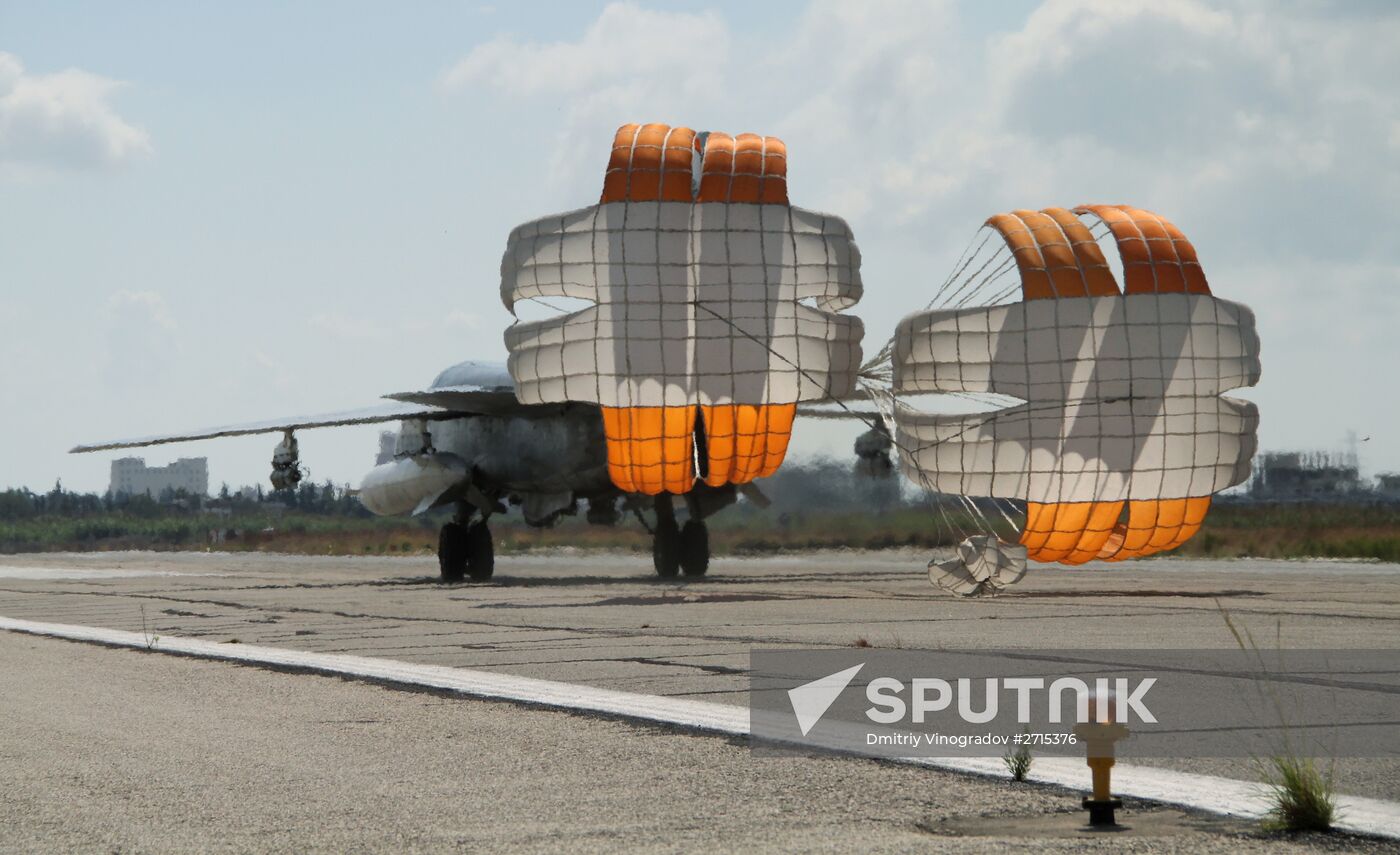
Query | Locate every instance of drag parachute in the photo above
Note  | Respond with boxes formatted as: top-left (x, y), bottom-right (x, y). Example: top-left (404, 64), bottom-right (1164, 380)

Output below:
top-left (889, 205), bottom-right (1260, 572)
top-left (502, 123), bottom-right (864, 495)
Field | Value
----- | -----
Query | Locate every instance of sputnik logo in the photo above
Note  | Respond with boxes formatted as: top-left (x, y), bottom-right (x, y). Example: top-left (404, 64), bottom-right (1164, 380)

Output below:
top-left (787, 663), bottom-right (864, 736)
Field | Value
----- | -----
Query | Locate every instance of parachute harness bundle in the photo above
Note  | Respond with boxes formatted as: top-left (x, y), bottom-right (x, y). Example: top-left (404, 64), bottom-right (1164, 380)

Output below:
top-left (501, 124), bottom-right (1260, 596)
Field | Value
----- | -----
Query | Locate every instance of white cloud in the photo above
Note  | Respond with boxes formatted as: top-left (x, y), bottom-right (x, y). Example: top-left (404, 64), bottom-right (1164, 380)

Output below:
top-left (442, 2), bottom-right (727, 96)
top-left (442, 2), bottom-right (729, 190)
top-left (442, 0), bottom-right (971, 207)
top-left (442, 0), bottom-right (1398, 256)
top-left (0, 52), bottom-right (151, 172)
top-left (980, 0), bottom-right (1395, 268)
top-left (437, 0), bottom-right (1400, 474)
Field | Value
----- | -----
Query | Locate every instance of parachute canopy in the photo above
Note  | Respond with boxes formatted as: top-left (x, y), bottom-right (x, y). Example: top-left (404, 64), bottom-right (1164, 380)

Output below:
top-left (891, 205), bottom-right (1260, 565)
top-left (502, 123), bottom-right (864, 495)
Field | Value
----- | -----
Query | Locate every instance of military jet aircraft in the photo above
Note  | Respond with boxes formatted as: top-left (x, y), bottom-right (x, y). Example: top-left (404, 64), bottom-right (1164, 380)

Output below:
top-left (71, 360), bottom-right (887, 583)
top-left (72, 121), bottom-right (891, 582)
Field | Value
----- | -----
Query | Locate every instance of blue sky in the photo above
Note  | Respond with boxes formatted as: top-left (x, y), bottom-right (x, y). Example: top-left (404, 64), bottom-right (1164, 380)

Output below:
top-left (2, 0), bottom-right (1397, 494)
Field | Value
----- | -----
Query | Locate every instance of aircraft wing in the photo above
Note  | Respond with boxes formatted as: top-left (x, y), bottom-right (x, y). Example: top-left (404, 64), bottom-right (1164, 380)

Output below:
top-left (71, 382), bottom-right (882, 454)
top-left (794, 404), bottom-right (883, 421)
top-left (382, 384), bottom-right (564, 416)
top-left (391, 384), bottom-right (875, 420)
top-left (69, 402), bottom-right (456, 454)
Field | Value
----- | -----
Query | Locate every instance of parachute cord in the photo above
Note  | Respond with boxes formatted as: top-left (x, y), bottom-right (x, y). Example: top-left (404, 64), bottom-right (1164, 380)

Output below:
top-left (692, 252), bottom-right (1030, 552)
top-left (691, 300), bottom-right (972, 548)
top-left (629, 501), bottom-right (655, 536)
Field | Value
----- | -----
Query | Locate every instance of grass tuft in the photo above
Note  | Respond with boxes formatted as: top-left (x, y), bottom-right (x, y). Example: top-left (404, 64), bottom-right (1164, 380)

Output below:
top-left (1003, 737), bottom-right (1032, 782)
top-left (1218, 603), bottom-right (1340, 835)
top-left (1259, 755), bottom-right (1336, 833)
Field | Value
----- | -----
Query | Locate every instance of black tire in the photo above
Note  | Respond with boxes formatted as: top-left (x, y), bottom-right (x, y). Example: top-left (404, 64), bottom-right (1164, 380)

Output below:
top-left (653, 519), bottom-right (681, 578)
top-left (679, 519), bottom-right (709, 577)
top-left (465, 521), bottom-right (494, 581)
top-left (438, 522), bottom-right (467, 582)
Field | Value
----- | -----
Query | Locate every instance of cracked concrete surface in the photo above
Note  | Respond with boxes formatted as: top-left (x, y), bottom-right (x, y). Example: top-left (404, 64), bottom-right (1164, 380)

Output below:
top-left (10, 631), bottom-right (1397, 854)
top-left (1, 549), bottom-right (1398, 851)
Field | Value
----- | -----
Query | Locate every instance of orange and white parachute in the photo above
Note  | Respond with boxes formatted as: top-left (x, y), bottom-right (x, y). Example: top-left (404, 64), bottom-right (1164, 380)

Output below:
top-left (498, 124), bottom-right (1260, 591)
top-left (501, 123), bottom-right (863, 495)
top-left (889, 205), bottom-right (1260, 587)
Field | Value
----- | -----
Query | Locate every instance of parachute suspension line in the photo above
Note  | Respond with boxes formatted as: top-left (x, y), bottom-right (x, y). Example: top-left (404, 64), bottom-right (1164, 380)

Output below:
top-left (691, 299), bottom-right (883, 433)
top-left (690, 298), bottom-right (987, 548)
top-left (696, 196), bottom-right (1048, 557)
top-left (861, 377), bottom-right (971, 548)
top-left (857, 316), bottom-right (1002, 551)
top-left (885, 224), bottom-right (1043, 553)
top-left (930, 228), bottom-right (1022, 312)
top-left (925, 226), bottom-right (996, 310)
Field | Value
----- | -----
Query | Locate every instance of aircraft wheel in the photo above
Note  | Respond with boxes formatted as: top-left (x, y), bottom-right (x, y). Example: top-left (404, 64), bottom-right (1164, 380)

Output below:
top-left (438, 522), bottom-right (467, 582)
top-left (653, 519), bottom-right (682, 578)
top-left (465, 521), bottom-right (494, 581)
top-left (679, 519), bottom-right (709, 577)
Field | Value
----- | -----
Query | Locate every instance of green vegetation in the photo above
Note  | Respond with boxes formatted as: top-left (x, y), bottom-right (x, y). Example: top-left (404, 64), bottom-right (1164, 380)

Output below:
top-left (1259, 755), bottom-right (1337, 833)
top-left (1003, 734), bottom-right (1033, 782)
top-left (2, 479), bottom-right (1398, 560)
top-left (1174, 502), bottom-right (1400, 562)
top-left (1218, 606), bottom-right (1339, 835)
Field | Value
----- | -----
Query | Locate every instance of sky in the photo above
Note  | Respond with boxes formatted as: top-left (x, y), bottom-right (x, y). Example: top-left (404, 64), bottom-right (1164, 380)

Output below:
top-left (1, 0), bottom-right (1397, 495)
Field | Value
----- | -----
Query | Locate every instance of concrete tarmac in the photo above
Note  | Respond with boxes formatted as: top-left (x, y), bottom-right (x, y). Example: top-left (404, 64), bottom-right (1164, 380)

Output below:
top-left (1, 549), bottom-right (1398, 851)
top-left (3, 631), bottom-right (1394, 854)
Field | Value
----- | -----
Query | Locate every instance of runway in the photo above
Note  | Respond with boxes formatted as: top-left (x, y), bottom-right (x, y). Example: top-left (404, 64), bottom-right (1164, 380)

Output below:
top-left (2, 549), bottom-right (1398, 852)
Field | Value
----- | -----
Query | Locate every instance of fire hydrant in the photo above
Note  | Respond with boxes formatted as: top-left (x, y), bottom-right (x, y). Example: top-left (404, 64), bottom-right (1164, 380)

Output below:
top-left (1072, 691), bottom-right (1129, 827)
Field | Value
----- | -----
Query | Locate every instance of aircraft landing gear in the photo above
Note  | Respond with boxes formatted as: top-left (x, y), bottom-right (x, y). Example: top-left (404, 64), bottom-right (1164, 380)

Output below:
top-left (651, 495), bottom-right (708, 578)
top-left (653, 517), bottom-right (681, 579)
top-left (439, 511), bottom-right (494, 582)
top-left (679, 519), bottom-right (708, 577)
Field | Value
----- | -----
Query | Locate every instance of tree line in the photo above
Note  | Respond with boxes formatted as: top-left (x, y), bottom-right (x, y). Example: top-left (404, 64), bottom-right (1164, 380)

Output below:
top-left (0, 480), bottom-right (370, 521)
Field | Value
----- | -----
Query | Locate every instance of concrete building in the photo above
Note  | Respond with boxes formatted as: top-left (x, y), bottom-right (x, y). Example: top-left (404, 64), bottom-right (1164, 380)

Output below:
top-left (110, 457), bottom-right (209, 499)
top-left (376, 430), bottom-right (397, 465)
top-left (1248, 451), bottom-right (1365, 501)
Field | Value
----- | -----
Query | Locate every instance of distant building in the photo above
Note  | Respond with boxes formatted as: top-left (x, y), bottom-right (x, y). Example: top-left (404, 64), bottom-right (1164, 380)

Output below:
top-left (1248, 451), bottom-right (1365, 501)
top-left (110, 457), bottom-right (209, 499)
top-left (376, 430), bottom-right (397, 465)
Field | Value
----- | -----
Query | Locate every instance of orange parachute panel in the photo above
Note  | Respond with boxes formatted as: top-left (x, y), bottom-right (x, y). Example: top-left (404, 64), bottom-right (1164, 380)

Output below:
top-left (699, 403), bottom-right (796, 487)
top-left (599, 123), bottom-right (700, 495)
top-left (1011, 205), bottom-right (1218, 563)
top-left (596, 125), bottom-right (801, 494)
top-left (696, 132), bottom-right (788, 205)
top-left (601, 123), bottom-right (697, 204)
top-left (1038, 207), bottom-right (1119, 297)
top-left (600, 405), bottom-right (697, 495)
top-left (693, 132), bottom-right (795, 487)
top-left (1073, 204), bottom-right (1210, 295)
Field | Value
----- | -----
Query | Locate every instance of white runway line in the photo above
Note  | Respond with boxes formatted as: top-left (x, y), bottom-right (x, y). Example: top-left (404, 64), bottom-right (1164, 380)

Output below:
top-left (0, 567), bottom-right (214, 580)
top-left (3, 614), bottom-right (1397, 840)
